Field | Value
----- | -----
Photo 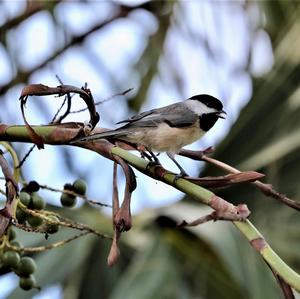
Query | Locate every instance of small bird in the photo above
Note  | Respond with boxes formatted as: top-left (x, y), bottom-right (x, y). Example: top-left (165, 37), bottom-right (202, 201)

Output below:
top-left (74, 94), bottom-right (226, 176)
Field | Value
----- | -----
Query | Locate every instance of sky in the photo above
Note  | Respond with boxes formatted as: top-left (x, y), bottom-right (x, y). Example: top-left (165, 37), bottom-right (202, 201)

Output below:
top-left (0, 1), bottom-right (274, 298)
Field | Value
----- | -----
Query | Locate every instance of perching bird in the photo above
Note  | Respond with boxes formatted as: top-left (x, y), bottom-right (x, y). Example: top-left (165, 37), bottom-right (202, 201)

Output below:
top-left (74, 94), bottom-right (226, 176)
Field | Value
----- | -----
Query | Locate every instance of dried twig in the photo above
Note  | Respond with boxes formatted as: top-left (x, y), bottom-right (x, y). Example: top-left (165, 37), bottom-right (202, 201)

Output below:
top-left (16, 205), bottom-right (111, 239)
top-left (6, 231), bottom-right (92, 253)
top-left (70, 88), bottom-right (133, 114)
top-left (17, 144), bottom-right (36, 169)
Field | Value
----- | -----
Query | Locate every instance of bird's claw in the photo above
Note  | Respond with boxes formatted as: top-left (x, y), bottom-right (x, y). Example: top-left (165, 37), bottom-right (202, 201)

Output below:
top-left (173, 170), bottom-right (189, 183)
top-left (146, 160), bottom-right (161, 171)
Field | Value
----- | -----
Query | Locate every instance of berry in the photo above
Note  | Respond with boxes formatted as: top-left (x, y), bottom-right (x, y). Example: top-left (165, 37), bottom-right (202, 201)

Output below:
top-left (72, 179), bottom-right (87, 195)
top-left (16, 208), bottom-right (27, 224)
top-left (18, 257), bottom-right (36, 276)
top-left (8, 227), bottom-right (16, 241)
top-left (23, 181), bottom-right (40, 193)
top-left (27, 215), bottom-right (43, 227)
top-left (19, 275), bottom-right (36, 290)
top-left (60, 193), bottom-right (77, 208)
top-left (46, 216), bottom-right (59, 234)
top-left (31, 193), bottom-right (46, 210)
top-left (2, 251), bottom-right (20, 268)
top-left (19, 192), bottom-right (31, 206)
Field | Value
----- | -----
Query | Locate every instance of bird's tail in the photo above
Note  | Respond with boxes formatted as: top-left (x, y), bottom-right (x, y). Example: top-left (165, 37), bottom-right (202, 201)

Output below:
top-left (71, 129), bottom-right (127, 143)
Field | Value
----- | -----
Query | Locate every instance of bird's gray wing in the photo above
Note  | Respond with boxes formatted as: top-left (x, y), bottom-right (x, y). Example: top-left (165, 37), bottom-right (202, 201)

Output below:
top-left (71, 102), bottom-right (198, 143)
top-left (118, 102), bottom-right (198, 129)
top-left (116, 109), bottom-right (156, 125)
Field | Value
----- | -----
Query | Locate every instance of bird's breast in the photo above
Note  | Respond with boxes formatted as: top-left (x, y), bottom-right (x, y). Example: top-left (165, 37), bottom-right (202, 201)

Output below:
top-left (129, 122), bottom-right (204, 153)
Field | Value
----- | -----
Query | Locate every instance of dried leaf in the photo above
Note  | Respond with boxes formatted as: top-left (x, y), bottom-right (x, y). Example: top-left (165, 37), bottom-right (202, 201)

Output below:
top-left (20, 95), bottom-right (45, 149)
top-left (187, 171), bottom-right (265, 187)
top-left (107, 230), bottom-right (120, 267)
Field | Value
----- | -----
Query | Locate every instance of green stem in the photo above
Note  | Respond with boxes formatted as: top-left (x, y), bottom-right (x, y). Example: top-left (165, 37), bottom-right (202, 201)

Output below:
top-left (111, 146), bottom-right (300, 292)
top-left (0, 142), bottom-right (20, 181)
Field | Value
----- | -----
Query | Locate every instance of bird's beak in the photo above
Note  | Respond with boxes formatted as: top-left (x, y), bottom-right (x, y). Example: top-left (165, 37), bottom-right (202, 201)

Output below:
top-left (216, 110), bottom-right (226, 119)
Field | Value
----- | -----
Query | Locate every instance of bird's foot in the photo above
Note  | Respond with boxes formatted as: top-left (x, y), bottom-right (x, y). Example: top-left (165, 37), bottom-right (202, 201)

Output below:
top-left (146, 160), bottom-right (162, 171)
top-left (173, 169), bottom-right (189, 183)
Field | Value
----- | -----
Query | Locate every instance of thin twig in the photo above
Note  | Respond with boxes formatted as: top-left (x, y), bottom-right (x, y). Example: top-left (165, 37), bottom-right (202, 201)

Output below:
top-left (38, 183), bottom-right (112, 208)
top-left (70, 88), bottom-right (133, 114)
top-left (16, 204), bottom-right (111, 239)
top-left (17, 144), bottom-right (36, 169)
top-left (6, 231), bottom-right (92, 253)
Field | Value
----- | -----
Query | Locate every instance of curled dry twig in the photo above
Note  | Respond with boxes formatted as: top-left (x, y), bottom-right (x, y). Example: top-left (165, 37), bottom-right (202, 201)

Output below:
top-left (19, 84), bottom-right (100, 148)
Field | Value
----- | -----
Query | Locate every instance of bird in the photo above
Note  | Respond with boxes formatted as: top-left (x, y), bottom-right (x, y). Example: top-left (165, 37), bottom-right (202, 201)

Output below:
top-left (73, 94), bottom-right (226, 176)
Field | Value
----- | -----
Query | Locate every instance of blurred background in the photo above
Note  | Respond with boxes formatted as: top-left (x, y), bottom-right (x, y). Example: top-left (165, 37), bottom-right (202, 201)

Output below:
top-left (0, 0), bottom-right (300, 298)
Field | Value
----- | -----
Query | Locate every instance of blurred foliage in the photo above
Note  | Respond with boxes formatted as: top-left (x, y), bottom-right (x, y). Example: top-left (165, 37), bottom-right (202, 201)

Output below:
top-left (1, 0), bottom-right (300, 299)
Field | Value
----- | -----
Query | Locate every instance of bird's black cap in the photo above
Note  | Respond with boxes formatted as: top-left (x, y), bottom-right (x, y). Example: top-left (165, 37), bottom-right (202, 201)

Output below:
top-left (189, 94), bottom-right (223, 111)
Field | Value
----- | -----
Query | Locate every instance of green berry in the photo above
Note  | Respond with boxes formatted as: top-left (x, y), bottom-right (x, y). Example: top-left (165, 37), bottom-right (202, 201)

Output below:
top-left (8, 227), bottom-right (16, 241)
top-left (16, 207), bottom-right (27, 224)
top-left (60, 192), bottom-right (77, 208)
top-left (18, 257), bottom-right (36, 277)
top-left (19, 275), bottom-right (36, 290)
top-left (19, 192), bottom-right (31, 206)
top-left (27, 215), bottom-right (43, 227)
top-left (2, 251), bottom-right (20, 268)
top-left (31, 193), bottom-right (46, 210)
top-left (46, 216), bottom-right (59, 234)
top-left (72, 179), bottom-right (87, 195)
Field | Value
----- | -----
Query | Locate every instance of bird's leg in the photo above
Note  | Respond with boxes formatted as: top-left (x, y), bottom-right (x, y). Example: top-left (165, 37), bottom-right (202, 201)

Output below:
top-left (167, 152), bottom-right (189, 177)
top-left (146, 148), bottom-right (160, 164)
top-left (137, 145), bottom-right (161, 171)
top-left (143, 147), bottom-right (162, 171)
top-left (137, 145), bottom-right (153, 161)
top-left (140, 150), bottom-right (152, 161)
